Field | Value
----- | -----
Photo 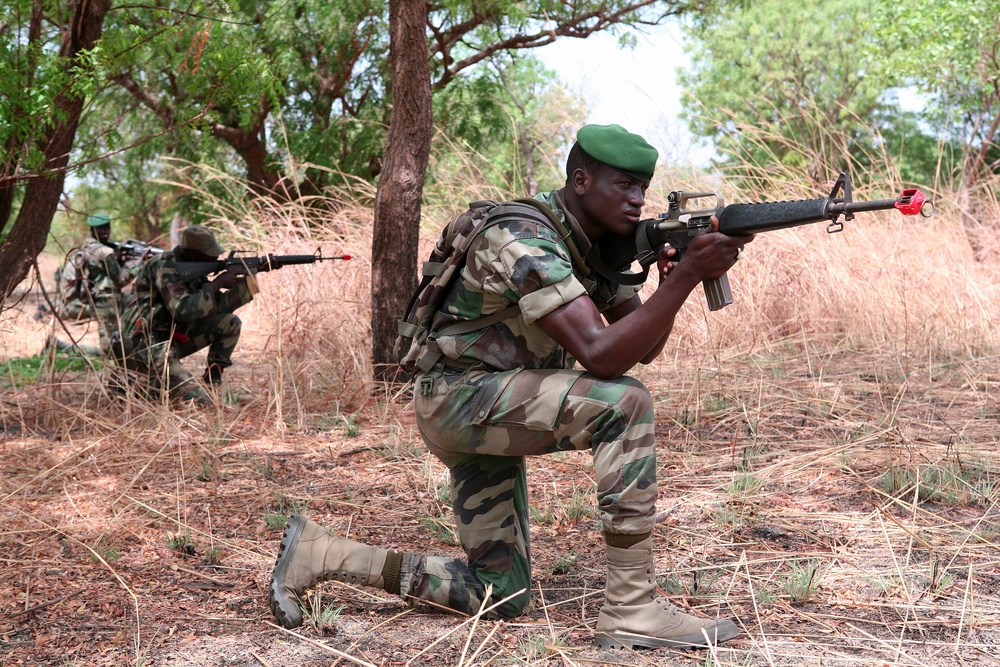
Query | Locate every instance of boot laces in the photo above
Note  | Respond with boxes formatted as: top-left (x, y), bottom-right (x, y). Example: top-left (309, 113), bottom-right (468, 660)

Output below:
top-left (646, 567), bottom-right (685, 619)
top-left (654, 596), bottom-right (684, 619)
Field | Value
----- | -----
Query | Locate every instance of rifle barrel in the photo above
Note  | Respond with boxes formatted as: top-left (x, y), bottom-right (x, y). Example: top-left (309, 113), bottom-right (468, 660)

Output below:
top-left (834, 198), bottom-right (897, 215)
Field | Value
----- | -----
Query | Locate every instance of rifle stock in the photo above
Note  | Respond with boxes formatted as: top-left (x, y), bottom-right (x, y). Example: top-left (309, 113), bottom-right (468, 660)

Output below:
top-left (589, 172), bottom-right (934, 310)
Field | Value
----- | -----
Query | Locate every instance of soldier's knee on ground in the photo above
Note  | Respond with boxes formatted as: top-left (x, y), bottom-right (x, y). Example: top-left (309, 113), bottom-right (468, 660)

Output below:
top-left (491, 583), bottom-right (531, 618)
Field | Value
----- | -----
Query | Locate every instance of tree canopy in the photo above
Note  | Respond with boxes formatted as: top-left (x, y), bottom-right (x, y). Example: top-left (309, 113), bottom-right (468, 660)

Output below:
top-left (0, 0), bottom-right (711, 372)
top-left (676, 0), bottom-right (1000, 194)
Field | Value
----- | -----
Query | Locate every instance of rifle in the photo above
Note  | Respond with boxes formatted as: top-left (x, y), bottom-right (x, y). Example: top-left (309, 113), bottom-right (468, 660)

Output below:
top-left (112, 239), bottom-right (165, 264)
top-left (174, 248), bottom-right (352, 283)
top-left (588, 172), bottom-right (934, 310)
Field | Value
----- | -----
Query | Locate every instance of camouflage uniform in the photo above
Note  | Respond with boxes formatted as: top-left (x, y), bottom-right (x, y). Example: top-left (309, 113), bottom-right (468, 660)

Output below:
top-left (114, 248), bottom-right (253, 403)
top-left (57, 237), bottom-right (133, 355)
top-left (404, 189), bottom-right (655, 617)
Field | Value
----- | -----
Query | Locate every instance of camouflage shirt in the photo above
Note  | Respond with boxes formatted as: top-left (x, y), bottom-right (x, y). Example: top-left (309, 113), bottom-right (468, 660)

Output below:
top-left (123, 247), bottom-right (253, 338)
top-left (58, 238), bottom-right (131, 312)
top-left (430, 190), bottom-right (641, 372)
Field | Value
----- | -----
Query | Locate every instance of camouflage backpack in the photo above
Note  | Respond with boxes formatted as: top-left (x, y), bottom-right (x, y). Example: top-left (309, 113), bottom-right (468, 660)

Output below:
top-left (394, 198), bottom-right (581, 375)
top-left (58, 248), bottom-right (89, 305)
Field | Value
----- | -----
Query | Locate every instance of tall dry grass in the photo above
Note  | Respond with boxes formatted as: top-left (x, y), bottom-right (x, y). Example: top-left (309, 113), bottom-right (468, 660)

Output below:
top-left (8, 143), bottom-right (997, 424)
top-left (1, 130), bottom-right (995, 437)
top-left (638, 132), bottom-right (999, 372)
top-left (150, 161), bottom-right (379, 424)
top-left (1, 135), bottom-right (998, 667)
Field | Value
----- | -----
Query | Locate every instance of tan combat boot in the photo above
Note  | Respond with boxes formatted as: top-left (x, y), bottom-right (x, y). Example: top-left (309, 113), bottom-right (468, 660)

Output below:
top-left (268, 514), bottom-right (399, 628)
top-left (595, 537), bottom-right (740, 649)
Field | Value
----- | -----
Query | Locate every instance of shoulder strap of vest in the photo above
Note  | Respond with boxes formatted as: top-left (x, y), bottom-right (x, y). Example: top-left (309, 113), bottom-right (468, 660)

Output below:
top-left (508, 198), bottom-right (591, 278)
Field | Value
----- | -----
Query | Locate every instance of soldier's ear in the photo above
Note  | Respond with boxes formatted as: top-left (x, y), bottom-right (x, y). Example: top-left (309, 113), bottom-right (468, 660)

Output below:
top-left (571, 167), bottom-right (591, 195)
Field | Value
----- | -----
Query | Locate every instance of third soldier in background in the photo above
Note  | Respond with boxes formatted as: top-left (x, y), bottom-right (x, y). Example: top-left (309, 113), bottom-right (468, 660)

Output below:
top-left (52, 213), bottom-right (139, 356)
top-left (112, 225), bottom-right (253, 408)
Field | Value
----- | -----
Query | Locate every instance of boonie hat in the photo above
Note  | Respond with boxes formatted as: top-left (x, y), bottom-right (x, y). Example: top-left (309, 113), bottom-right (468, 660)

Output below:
top-left (181, 225), bottom-right (225, 257)
top-left (576, 124), bottom-right (658, 181)
top-left (86, 213), bottom-right (111, 227)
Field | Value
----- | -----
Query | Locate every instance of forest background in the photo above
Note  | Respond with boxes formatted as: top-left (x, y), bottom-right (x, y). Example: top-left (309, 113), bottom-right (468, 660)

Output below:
top-left (1, 0), bottom-right (998, 665)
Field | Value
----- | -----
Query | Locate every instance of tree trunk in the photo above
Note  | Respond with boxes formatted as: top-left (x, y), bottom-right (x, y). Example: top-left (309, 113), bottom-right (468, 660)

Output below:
top-left (956, 179), bottom-right (987, 263)
top-left (370, 0), bottom-right (433, 379)
top-left (210, 122), bottom-right (284, 197)
top-left (0, 0), bottom-right (111, 303)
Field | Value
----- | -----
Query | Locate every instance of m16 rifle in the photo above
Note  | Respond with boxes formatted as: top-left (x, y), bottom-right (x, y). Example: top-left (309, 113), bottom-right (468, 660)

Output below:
top-left (174, 249), bottom-right (352, 287)
top-left (588, 172), bottom-right (935, 310)
top-left (113, 239), bottom-right (165, 264)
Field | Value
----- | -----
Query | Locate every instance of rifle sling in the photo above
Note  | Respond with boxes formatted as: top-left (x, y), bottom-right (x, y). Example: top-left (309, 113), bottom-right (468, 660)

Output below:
top-left (586, 246), bottom-right (650, 286)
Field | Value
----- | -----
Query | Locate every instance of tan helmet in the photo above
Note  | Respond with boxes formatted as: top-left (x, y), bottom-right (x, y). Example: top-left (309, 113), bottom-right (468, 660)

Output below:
top-left (180, 225), bottom-right (225, 257)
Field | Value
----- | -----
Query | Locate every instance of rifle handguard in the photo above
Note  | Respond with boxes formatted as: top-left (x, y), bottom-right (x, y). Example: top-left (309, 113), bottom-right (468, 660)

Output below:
top-left (718, 198), bottom-right (831, 235)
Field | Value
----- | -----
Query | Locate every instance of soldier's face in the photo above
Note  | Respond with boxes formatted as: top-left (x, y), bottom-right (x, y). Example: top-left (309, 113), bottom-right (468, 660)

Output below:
top-left (575, 165), bottom-right (648, 238)
top-left (93, 225), bottom-right (111, 243)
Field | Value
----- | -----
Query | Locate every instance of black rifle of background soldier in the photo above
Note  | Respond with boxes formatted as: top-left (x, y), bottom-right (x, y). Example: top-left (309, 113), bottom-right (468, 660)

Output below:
top-left (110, 239), bottom-right (165, 264)
top-left (174, 250), bottom-right (350, 282)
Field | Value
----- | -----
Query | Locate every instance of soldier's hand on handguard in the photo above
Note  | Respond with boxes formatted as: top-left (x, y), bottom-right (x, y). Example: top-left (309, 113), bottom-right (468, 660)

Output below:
top-left (683, 216), bottom-right (756, 280)
top-left (210, 270), bottom-right (240, 291)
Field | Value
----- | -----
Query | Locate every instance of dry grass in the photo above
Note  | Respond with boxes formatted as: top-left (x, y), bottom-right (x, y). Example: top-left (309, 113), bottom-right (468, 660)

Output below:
top-left (0, 161), bottom-right (998, 666)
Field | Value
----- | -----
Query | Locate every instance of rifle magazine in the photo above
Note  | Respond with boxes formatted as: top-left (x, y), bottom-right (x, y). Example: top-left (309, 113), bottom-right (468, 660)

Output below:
top-left (245, 273), bottom-right (260, 296)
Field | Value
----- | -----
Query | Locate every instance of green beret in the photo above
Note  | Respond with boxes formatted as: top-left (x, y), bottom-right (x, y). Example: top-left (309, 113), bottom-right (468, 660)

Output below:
top-left (86, 213), bottom-right (111, 227)
top-left (576, 124), bottom-right (658, 180)
top-left (181, 225), bottom-right (225, 257)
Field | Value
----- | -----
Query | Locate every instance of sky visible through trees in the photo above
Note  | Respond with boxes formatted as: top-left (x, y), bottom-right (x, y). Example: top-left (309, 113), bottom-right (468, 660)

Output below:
top-left (536, 24), bottom-right (710, 165)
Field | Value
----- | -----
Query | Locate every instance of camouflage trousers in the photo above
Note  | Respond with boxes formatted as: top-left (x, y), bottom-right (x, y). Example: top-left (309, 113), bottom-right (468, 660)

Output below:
top-left (408, 367), bottom-right (657, 618)
top-left (113, 313), bottom-right (242, 402)
top-left (59, 294), bottom-right (121, 357)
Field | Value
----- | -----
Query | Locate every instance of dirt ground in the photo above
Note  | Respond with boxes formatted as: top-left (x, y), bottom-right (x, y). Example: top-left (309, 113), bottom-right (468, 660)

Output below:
top-left (1, 262), bottom-right (999, 667)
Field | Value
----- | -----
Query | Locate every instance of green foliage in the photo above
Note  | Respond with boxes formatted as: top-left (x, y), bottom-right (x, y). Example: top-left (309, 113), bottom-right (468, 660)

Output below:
top-left (873, 0), bottom-right (997, 104)
top-left (263, 510), bottom-right (288, 530)
top-left (300, 591), bottom-right (343, 635)
top-left (5, 0), bottom-right (715, 274)
top-left (76, 2), bottom-right (285, 228)
top-left (0, 354), bottom-right (94, 388)
top-left (341, 413), bottom-right (361, 438)
top-left (202, 547), bottom-right (222, 566)
top-left (658, 573), bottom-right (684, 595)
top-left (167, 533), bottom-right (195, 555)
top-left (430, 54), bottom-right (581, 194)
top-left (421, 516), bottom-right (458, 545)
top-left (518, 634), bottom-right (566, 661)
top-left (550, 552), bottom-right (577, 575)
top-left (679, 0), bottom-right (944, 188)
top-left (782, 558), bottom-right (823, 603)
top-left (871, 0), bottom-right (1000, 184)
top-left (529, 504), bottom-right (555, 524)
top-left (878, 456), bottom-right (996, 506)
top-left (265, 492), bottom-right (308, 529)
top-left (88, 537), bottom-right (121, 564)
top-left (559, 482), bottom-right (595, 522)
